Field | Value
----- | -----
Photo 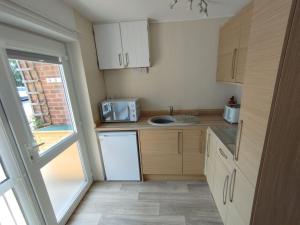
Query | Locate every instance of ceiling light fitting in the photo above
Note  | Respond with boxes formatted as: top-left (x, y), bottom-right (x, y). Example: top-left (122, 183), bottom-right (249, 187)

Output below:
top-left (170, 0), bottom-right (208, 17)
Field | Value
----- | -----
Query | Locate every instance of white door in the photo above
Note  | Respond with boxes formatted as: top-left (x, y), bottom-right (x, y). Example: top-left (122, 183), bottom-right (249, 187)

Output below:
top-left (0, 25), bottom-right (93, 225)
top-left (0, 100), bottom-right (44, 225)
top-left (120, 20), bottom-right (150, 68)
top-left (94, 23), bottom-right (124, 69)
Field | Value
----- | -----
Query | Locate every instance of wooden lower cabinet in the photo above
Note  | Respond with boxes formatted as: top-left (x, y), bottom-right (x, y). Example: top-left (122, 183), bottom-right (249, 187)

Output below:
top-left (227, 167), bottom-right (255, 225)
top-left (183, 128), bottom-right (206, 175)
top-left (206, 129), bottom-right (255, 225)
top-left (205, 128), bottom-right (217, 189)
top-left (139, 128), bottom-right (206, 177)
top-left (139, 129), bottom-right (182, 175)
top-left (226, 203), bottom-right (247, 225)
top-left (212, 158), bottom-right (230, 223)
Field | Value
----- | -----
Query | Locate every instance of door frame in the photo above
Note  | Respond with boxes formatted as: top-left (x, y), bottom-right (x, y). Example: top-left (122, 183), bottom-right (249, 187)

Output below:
top-left (250, 0), bottom-right (300, 224)
top-left (0, 24), bottom-right (93, 225)
top-left (0, 99), bottom-right (45, 225)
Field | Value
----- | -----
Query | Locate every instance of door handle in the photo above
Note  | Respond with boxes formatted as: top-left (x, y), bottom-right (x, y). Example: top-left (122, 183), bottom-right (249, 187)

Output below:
top-left (235, 119), bottom-right (243, 161)
top-left (200, 130), bottom-right (203, 153)
top-left (219, 148), bottom-right (228, 159)
top-left (178, 131), bottom-right (182, 154)
top-left (206, 133), bottom-right (210, 158)
top-left (32, 142), bottom-right (45, 149)
top-left (26, 142), bottom-right (44, 160)
top-left (223, 175), bottom-right (229, 205)
top-left (118, 53), bottom-right (123, 66)
top-left (229, 168), bottom-right (237, 202)
top-left (125, 53), bottom-right (129, 67)
top-left (231, 48), bottom-right (238, 80)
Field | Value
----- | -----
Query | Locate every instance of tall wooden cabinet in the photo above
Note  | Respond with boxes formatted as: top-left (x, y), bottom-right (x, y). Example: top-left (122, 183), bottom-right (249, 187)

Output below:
top-left (208, 0), bottom-right (294, 224)
top-left (235, 0), bottom-right (293, 186)
top-left (216, 3), bottom-right (253, 84)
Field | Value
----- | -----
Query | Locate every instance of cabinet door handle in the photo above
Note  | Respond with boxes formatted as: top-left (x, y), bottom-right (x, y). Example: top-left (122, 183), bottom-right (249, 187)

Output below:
top-left (219, 148), bottom-right (228, 159)
top-left (118, 53), bottom-right (122, 66)
top-left (235, 120), bottom-right (243, 161)
top-left (223, 175), bottom-right (229, 205)
top-left (178, 131), bottom-right (182, 154)
top-left (229, 168), bottom-right (237, 202)
top-left (125, 53), bottom-right (129, 67)
top-left (206, 133), bottom-right (211, 158)
top-left (231, 48), bottom-right (238, 80)
top-left (200, 130), bottom-right (203, 153)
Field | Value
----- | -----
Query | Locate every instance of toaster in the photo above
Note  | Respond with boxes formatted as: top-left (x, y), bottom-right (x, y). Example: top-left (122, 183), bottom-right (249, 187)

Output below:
top-left (223, 105), bottom-right (240, 124)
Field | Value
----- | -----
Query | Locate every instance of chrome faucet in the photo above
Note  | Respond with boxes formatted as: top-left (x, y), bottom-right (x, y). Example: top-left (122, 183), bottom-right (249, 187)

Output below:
top-left (169, 106), bottom-right (174, 116)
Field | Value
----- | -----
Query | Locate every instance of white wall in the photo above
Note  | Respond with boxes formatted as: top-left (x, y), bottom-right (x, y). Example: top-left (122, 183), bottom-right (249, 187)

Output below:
top-left (10, 0), bottom-right (76, 30)
top-left (67, 41), bottom-right (105, 180)
top-left (104, 18), bottom-right (241, 110)
top-left (74, 11), bottom-right (107, 122)
top-left (71, 11), bottom-right (107, 180)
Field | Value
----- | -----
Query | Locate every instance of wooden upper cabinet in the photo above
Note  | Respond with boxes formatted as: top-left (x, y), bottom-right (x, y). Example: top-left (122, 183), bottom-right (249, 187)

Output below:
top-left (182, 128), bottom-right (206, 175)
top-left (217, 3), bottom-right (253, 84)
top-left (94, 20), bottom-right (150, 70)
top-left (218, 16), bottom-right (241, 55)
top-left (139, 129), bottom-right (182, 175)
top-left (235, 3), bottom-right (253, 83)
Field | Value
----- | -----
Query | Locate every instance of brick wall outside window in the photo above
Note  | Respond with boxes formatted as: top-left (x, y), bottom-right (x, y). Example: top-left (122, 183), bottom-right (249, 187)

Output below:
top-left (19, 60), bottom-right (71, 125)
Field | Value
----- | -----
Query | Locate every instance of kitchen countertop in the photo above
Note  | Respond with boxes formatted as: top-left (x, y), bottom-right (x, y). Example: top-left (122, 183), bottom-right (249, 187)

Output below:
top-left (95, 115), bottom-right (236, 131)
top-left (210, 126), bottom-right (238, 155)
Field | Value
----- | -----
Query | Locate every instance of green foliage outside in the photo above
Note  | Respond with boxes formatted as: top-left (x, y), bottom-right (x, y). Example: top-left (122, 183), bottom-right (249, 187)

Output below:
top-left (32, 117), bottom-right (44, 129)
top-left (9, 60), bottom-right (24, 87)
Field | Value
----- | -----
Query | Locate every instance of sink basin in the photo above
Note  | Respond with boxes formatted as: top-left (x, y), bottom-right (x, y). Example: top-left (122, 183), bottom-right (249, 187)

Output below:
top-left (148, 116), bottom-right (176, 125)
top-left (148, 115), bottom-right (200, 126)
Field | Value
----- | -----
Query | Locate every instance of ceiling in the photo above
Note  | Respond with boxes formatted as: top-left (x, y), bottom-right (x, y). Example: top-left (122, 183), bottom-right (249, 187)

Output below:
top-left (64, 0), bottom-right (251, 23)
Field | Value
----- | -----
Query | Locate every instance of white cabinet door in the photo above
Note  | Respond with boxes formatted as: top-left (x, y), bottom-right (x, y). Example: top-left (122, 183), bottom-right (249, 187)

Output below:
top-left (205, 129), bottom-right (216, 190)
top-left (226, 203), bottom-right (247, 225)
top-left (120, 20), bottom-right (150, 68)
top-left (212, 159), bottom-right (230, 223)
top-left (227, 167), bottom-right (255, 225)
top-left (94, 23), bottom-right (124, 69)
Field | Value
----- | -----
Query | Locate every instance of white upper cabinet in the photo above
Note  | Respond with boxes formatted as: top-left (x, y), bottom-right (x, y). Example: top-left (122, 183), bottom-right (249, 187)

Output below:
top-left (120, 21), bottom-right (150, 68)
top-left (94, 23), bottom-right (123, 69)
top-left (94, 20), bottom-right (150, 70)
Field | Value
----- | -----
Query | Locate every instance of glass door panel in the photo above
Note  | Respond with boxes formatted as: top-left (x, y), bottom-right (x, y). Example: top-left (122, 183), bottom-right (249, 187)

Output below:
top-left (0, 158), bottom-right (8, 183)
top-left (0, 108), bottom-right (33, 225)
top-left (0, 189), bottom-right (27, 225)
top-left (40, 142), bottom-right (85, 218)
top-left (3, 48), bottom-right (91, 224)
top-left (7, 53), bottom-right (75, 155)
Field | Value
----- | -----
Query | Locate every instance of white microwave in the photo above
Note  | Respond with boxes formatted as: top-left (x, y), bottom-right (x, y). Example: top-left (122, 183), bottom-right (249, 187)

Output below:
top-left (100, 98), bottom-right (140, 122)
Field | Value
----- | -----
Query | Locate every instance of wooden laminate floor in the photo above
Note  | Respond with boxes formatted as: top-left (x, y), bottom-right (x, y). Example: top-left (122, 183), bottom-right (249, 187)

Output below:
top-left (67, 181), bottom-right (223, 225)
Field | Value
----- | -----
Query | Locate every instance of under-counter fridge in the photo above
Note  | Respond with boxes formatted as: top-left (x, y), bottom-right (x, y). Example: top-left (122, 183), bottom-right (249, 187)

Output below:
top-left (98, 131), bottom-right (141, 181)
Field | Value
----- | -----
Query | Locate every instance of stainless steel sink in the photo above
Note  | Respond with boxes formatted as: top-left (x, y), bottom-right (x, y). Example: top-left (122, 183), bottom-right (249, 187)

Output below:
top-left (148, 116), bottom-right (176, 125)
top-left (148, 115), bottom-right (200, 126)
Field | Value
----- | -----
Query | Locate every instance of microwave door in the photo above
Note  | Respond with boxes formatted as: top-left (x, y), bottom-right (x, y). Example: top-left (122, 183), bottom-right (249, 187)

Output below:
top-left (112, 103), bottom-right (130, 121)
top-left (102, 103), bottom-right (113, 121)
